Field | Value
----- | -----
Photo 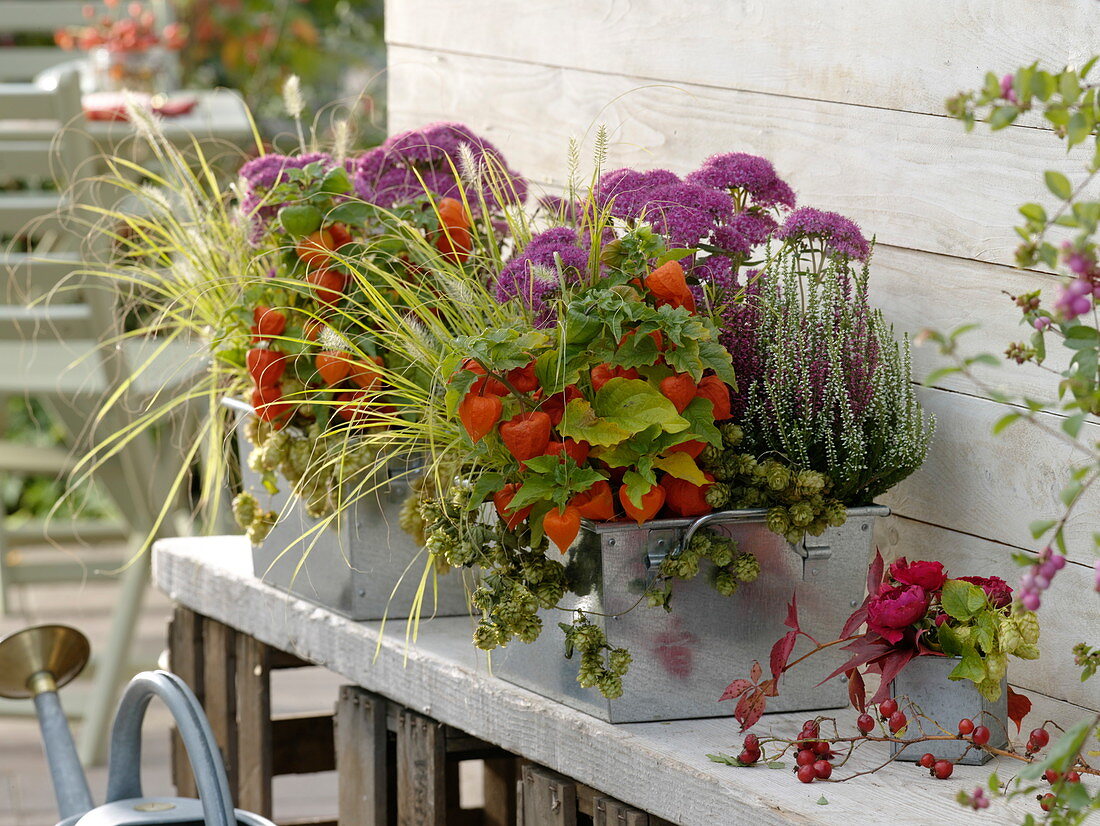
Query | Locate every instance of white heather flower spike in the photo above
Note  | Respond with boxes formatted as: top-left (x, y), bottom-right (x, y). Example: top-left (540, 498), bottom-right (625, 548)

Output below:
top-left (332, 119), bottom-right (351, 164)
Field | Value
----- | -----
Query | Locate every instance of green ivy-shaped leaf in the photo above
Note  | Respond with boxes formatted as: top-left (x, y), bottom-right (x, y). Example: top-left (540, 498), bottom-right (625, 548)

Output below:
top-left (592, 378), bottom-right (689, 436)
top-left (556, 398), bottom-right (634, 447)
top-left (941, 579), bottom-right (987, 621)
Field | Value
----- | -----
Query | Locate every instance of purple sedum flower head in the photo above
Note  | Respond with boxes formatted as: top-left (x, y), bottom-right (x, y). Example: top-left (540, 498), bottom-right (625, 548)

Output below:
top-left (639, 182), bottom-right (733, 247)
top-left (713, 210), bottom-right (779, 257)
top-left (238, 152), bottom-right (335, 245)
top-left (494, 227), bottom-right (589, 326)
top-left (686, 152), bottom-right (796, 209)
top-left (352, 121), bottom-right (527, 211)
top-left (778, 207), bottom-right (871, 261)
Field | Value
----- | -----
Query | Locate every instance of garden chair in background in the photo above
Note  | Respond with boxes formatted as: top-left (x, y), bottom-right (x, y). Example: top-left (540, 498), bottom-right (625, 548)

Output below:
top-left (0, 67), bottom-right (205, 764)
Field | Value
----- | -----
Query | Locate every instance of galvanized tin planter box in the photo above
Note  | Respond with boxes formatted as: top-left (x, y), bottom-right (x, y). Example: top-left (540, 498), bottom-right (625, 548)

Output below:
top-left (492, 505), bottom-right (889, 723)
top-left (226, 399), bottom-right (471, 621)
top-left (890, 655), bottom-right (1007, 765)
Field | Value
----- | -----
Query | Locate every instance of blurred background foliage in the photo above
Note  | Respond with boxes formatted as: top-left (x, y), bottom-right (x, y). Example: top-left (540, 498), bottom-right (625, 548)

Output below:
top-left (176, 0), bottom-right (386, 144)
top-left (3, 0), bottom-right (385, 523)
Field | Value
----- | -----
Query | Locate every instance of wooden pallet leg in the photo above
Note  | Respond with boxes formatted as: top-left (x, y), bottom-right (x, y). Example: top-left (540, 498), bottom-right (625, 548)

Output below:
top-left (202, 617), bottom-right (238, 800)
top-left (334, 686), bottom-right (389, 826)
top-left (168, 606), bottom-right (203, 798)
top-left (236, 634), bottom-right (272, 817)
top-left (593, 796), bottom-right (649, 826)
top-left (482, 757), bottom-right (518, 826)
top-left (396, 707), bottom-right (445, 826)
top-left (520, 764), bottom-right (577, 826)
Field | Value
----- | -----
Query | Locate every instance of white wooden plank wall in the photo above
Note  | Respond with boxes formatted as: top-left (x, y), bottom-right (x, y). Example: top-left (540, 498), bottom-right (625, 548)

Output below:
top-left (383, 0), bottom-right (1100, 717)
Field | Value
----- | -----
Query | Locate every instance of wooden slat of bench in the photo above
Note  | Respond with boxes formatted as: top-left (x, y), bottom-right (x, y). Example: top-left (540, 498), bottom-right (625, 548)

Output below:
top-left (202, 618), bottom-right (238, 798)
top-left (520, 764), bottom-right (577, 826)
top-left (271, 713), bottom-right (335, 775)
top-left (236, 634), bottom-right (272, 816)
top-left (335, 686), bottom-right (388, 826)
top-left (396, 708), bottom-right (445, 826)
top-left (168, 606), bottom-right (203, 798)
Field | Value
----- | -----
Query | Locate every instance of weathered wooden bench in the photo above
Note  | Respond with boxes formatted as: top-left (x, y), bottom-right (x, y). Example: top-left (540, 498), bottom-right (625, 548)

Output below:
top-left (153, 535), bottom-right (1047, 825)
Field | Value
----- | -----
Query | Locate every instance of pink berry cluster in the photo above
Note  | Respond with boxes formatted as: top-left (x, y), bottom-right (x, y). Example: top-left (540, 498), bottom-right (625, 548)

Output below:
top-left (1018, 547), bottom-right (1067, 611)
top-left (1053, 242), bottom-right (1100, 321)
top-left (961, 786), bottom-right (991, 810)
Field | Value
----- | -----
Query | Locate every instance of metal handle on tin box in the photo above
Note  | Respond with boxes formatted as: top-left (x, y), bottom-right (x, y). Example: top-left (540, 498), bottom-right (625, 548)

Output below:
top-left (643, 508), bottom-right (834, 581)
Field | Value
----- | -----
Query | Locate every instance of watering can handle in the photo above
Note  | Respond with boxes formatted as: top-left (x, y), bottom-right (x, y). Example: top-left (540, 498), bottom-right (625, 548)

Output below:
top-left (104, 670), bottom-right (236, 826)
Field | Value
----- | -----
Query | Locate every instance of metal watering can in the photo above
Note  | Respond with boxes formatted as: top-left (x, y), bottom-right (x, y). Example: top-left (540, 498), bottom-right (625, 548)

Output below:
top-left (0, 624), bottom-right (276, 826)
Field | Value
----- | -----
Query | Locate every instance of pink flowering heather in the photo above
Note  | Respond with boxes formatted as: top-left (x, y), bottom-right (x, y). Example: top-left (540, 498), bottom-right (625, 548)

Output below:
top-left (685, 152), bottom-right (796, 209)
top-left (238, 151), bottom-right (335, 245)
top-left (777, 207), bottom-right (871, 262)
top-left (352, 122), bottom-right (527, 211)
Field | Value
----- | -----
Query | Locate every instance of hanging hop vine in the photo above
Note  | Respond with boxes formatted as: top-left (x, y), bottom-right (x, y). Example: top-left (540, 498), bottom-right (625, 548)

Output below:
top-left (700, 421), bottom-right (849, 543)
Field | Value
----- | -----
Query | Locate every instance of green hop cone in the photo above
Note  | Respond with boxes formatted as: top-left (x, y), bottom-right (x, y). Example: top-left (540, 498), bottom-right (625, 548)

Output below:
top-left (985, 651), bottom-right (1008, 681)
top-left (608, 647), bottom-right (632, 676)
top-left (766, 506), bottom-right (791, 536)
top-left (709, 537), bottom-right (735, 568)
top-left (795, 469), bottom-right (826, 496)
top-left (473, 622), bottom-right (504, 650)
top-left (514, 613), bottom-right (543, 644)
top-left (572, 622), bottom-right (605, 652)
top-left (789, 500), bottom-right (815, 527)
top-left (265, 430), bottom-right (290, 465)
top-left (735, 454), bottom-right (758, 475)
top-left (731, 552), bottom-right (761, 583)
top-left (699, 444), bottom-right (723, 466)
top-left (704, 482), bottom-right (731, 509)
top-left (1015, 611), bottom-right (1040, 645)
top-left (763, 461), bottom-right (791, 491)
top-left (247, 445), bottom-right (268, 474)
top-left (1015, 643), bottom-right (1040, 660)
top-left (232, 491), bottom-right (259, 530)
top-left (596, 671), bottom-right (624, 699)
top-left (976, 678), bottom-right (1003, 702)
top-left (577, 651), bottom-right (603, 688)
top-left (246, 509), bottom-right (277, 545)
top-left (712, 568), bottom-right (739, 596)
top-left (998, 619), bottom-right (1022, 655)
top-left (719, 422), bottom-right (744, 448)
top-left (823, 500), bottom-right (848, 528)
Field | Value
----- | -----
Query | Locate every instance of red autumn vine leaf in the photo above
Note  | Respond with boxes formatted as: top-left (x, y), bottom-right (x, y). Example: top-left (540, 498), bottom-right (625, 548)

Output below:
top-left (867, 549), bottom-right (885, 593)
top-left (759, 677), bottom-right (778, 698)
top-left (770, 630), bottom-right (798, 680)
top-left (719, 679), bottom-right (754, 702)
top-left (846, 667), bottom-right (867, 713)
top-left (1006, 686), bottom-right (1032, 733)
top-left (735, 689), bottom-right (767, 732)
top-left (750, 661), bottom-right (762, 683)
top-left (784, 593), bottom-right (801, 631)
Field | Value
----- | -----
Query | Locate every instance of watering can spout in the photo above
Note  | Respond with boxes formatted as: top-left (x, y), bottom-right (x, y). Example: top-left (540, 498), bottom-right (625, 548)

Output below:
top-left (0, 625), bottom-right (95, 821)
